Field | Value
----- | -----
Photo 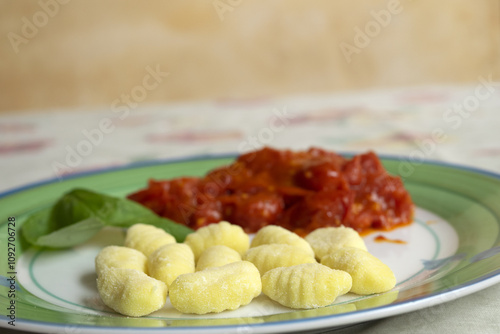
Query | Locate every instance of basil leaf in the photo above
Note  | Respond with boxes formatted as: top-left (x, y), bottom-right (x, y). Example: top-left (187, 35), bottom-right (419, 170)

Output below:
top-left (51, 189), bottom-right (159, 227)
top-left (35, 217), bottom-right (105, 248)
top-left (21, 188), bottom-right (193, 248)
top-left (22, 208), bottom-right (53, 246)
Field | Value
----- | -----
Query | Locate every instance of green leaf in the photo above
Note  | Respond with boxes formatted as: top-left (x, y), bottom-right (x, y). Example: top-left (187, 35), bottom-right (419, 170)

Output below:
top-left (51, 189), bottom-right (155, 226)
top-left (22, 208), bottom-right (53, 246)
top-left (21, 188), bottom-right (193, 248)
top-left (35, 217), bottom-right (105, 248)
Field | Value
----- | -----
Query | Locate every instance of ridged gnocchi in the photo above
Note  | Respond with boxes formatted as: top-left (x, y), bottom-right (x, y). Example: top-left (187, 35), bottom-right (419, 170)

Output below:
top-left (169, 261), bottom-right (261, 314)
top-left (95, 245), bottom-right (147, 277)
top-left (184, 221), bottom-right (249, 260)
top-left (305, 226), bottom-right (367, 260)
top-left (250, 225), bottom-right (315, 257)
top-left (147, 243), bottom-right (195, 287)
top-left (243, 244), bottom-right (316, 275)
top-left (97, 267), bottom-right (167, 317)
top-left (95, 219), bottom-right (398, 317)
top-left (125, 223), bottom-right (176, 257)
top-left (321, 247), bottom-right (396, 295)
top-left (196, 245), bottom-right (242, 271)
top-left (261, 263), bottom-right (352, 309)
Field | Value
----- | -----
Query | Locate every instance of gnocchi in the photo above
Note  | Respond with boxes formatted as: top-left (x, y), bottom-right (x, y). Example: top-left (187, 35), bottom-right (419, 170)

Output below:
top-left (243, 244), bottom-right (316, 275)
top-left (95, 220), bottom-right (398, 316)
top-left (321, 247), bottom-right (396, 295)
top-left (196, 245), bottom-right (242, 271)
top-left (169, 261), bottom-right (261, 314)
top-left (250, 225), bottom-right (314, 257)
top-left (184, 221), bottom-right (249, 260)
top-left (261, 263), bottom-right (352, 309)
top-left (97, 267), bottom-right (167, 317)
top-left (125, 223), bottom-right (176, 257)
top-left (147, 243), bottom-right (195, 287)
top-left (95, 245), bottom-right (147, 277)
top-left (305, 226), bottom-right (367, 260)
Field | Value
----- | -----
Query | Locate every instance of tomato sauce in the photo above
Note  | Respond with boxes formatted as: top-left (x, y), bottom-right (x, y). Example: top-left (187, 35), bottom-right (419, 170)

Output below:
top-left (127, 147), bottom-right (414, 235)
top-left (374, 235), bottom-right (407, 244)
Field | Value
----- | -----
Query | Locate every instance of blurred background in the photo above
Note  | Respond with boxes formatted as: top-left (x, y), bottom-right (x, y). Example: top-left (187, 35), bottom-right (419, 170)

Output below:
top-left (1, 0), bottom-right (499, 113)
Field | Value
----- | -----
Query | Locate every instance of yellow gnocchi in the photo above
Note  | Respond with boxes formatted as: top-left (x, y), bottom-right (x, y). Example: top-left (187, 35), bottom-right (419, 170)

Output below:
top-left (196, 245), bottom-right (242, 271)
top-left (95, 219), bottom-right (398, 317)
top-left (184, 221), bottom-right (249, 260)
top-left (147, 243), bottom-right (195, 287)
top-left (243, 244), bottom-right (316, 275)
top-left (125, 223), bottom-right (176, 257)
top-left (97, 267), bottom-right (167, 317)
top-left (250, 225), bottom-right (315, 257)
top-left (321, 247), bottom-right (396, 295)
top-left (169, 261), bottom-right (261, 314)
top-left (95, 245), bottom-right (147, 277)
top-left (305, 226), bottom-right (367, 260)
top-left (261, 263), bottom-right (352, 309)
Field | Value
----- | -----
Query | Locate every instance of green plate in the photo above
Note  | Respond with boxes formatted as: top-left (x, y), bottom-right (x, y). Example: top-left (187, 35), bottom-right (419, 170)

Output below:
top-left (1, 154), bottom-right (500, 334)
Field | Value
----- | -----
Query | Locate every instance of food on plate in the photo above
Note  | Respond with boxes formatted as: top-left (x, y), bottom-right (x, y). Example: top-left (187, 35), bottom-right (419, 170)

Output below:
top-left (184, 221), bottom-right (250, 260)
top-left (25, 147), bottom-right (408, 316)
top-left (21, 189), bottom-right (193, 249)
top-left (94, 221), bottom-right (397, 316)
top-left (169, 261), bottom-right (261, 314)
top-left (128, 147), bottom-right (414, 235)
top-left (243, 244), bottom-right (316, 276)
top-left (195, 245), bottom-right (242, 271)
top-left (95, 246), bottom-right (147, 277)
top-left (125, 223), bottom-right (176, 257)
top-left (261, 263), bottom-right (352, 309)
top-left (321, 247), bottom-right (396, 294)
top-left (96, 267), bottom-right (168, 317)
top-left (147, 243), bottom-right (195, 287)
top-left (250, 225), bottom-right (315, 257)
top-left (305, 226), bottom-right (367, 260)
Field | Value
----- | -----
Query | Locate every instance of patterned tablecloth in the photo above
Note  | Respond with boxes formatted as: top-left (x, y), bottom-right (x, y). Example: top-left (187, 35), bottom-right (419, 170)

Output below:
top-left (1, 83), bottom-right (499, 333)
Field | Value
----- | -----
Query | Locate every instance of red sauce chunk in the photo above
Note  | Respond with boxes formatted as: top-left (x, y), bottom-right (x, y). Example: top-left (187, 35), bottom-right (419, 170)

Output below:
top-left (127, 147), bottom-right (414, 235)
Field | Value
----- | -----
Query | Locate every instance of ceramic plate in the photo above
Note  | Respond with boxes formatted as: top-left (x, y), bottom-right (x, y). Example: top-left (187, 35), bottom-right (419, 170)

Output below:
top-left (1, 154), bottom-right (500, 334)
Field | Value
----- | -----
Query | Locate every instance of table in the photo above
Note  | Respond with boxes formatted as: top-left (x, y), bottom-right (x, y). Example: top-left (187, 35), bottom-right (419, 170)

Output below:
top-left (1, 84), bottom-right (499, 333)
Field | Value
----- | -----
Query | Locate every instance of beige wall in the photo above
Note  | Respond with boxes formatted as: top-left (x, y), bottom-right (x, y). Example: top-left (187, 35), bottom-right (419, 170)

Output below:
top-left (1, 0), bottom-right (499, 113)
